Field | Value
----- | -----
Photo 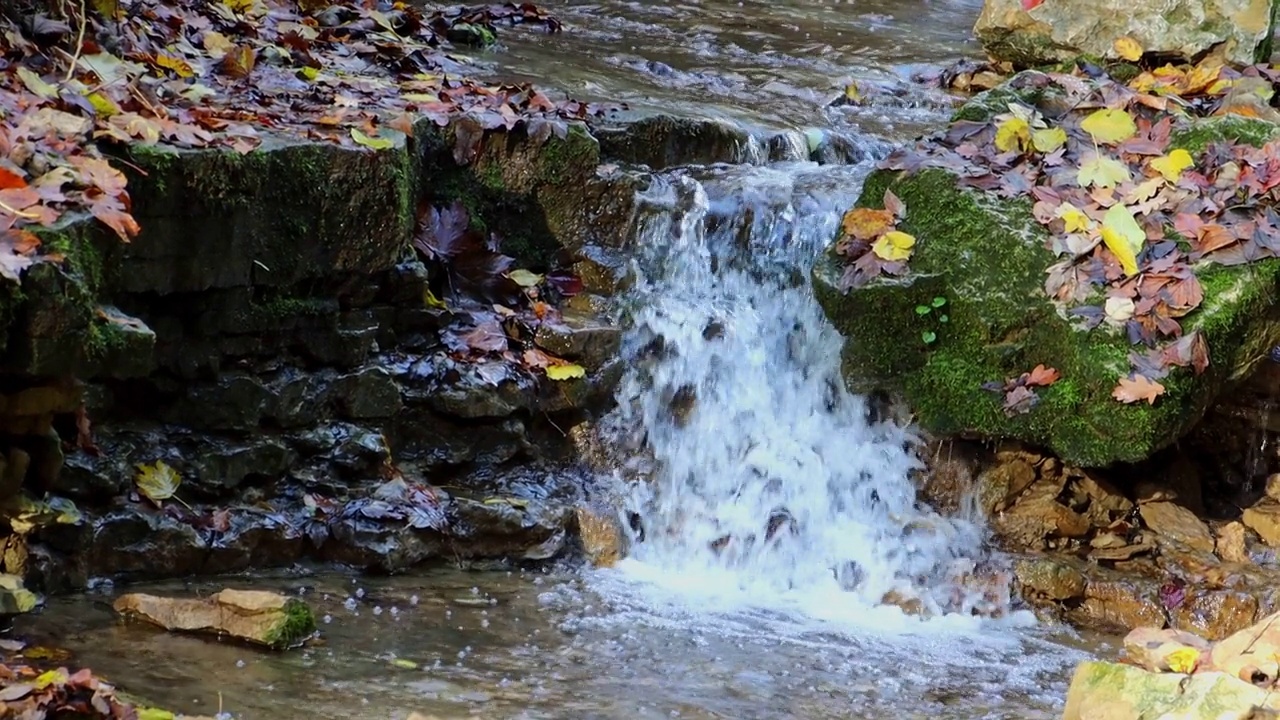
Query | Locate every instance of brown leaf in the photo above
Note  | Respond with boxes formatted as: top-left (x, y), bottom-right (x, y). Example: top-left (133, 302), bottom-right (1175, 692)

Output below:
top-left (1025, 364), bottom-right (1060, 387)
top-left (219, 46), bottom-right (256, 79)
top-left (1113, 375), bottom-right (1166, 405)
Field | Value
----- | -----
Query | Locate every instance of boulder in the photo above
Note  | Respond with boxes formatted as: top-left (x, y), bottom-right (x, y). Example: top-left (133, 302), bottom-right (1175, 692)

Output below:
top-left (1063, 660), bottom-right (1280, 720)
top-left (1140, 501), bottom-right (1216, 553)
top-left (1244, 502), bottom-right (1280, 547)
top-left (813, 72), bottom-right (1280, 467)
top-left (974, 0), bottom-right (1279, 68)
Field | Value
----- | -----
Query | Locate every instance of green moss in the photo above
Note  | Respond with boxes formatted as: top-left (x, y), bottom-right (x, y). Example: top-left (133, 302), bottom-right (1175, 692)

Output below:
top-left (262, 599), bottom-right (316, 649)
top-left (950, 80), bottom-right (1065, 123)
top-left (84, 320), bottom-right (132, 360)
top-left (817, 166), bottom-right (1280, 466)
top-left (1169, 116), bottom-right (1280, 155)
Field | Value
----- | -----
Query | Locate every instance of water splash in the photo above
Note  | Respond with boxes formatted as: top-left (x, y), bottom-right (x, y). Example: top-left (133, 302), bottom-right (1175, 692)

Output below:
top-left (600, 160), bottom-right (1004, 622)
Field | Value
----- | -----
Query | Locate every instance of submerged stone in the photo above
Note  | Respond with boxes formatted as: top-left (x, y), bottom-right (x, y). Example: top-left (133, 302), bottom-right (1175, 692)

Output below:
top-left (114, 589), bottom-right (315, 650)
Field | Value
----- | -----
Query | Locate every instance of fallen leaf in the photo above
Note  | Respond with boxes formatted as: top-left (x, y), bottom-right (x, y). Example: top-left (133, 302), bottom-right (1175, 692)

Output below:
top-left (1113, 36), bottom-right (1143, 62)
top-left (1166, 647), bottom-right (1200, 674)
top-left (995, 115), bottom-right (1031, 153)
top-left (1031, 127), bottom-right (1067, 154)
top-left (1081, 108), bottom-right (1138, 145)
top-left (1026, 364), bottom-right (1060, 387)
top-left (871, 230), bottom-right (915, 261)
top-left (1113, 375), bottom-right (1165, 405)
top-left (1101, 204), bottom-right (1145, 276)
top-left (1149, 149), bottom-right (1193, 183)
top-left (841, 207), bottom-right (895, 241)
top-left (1078, 154), bottom-right (1130, 188)
top-left (1057, 202), bottom-right (1092, 233)
top-left (135, 460), bottom-right (185, 507)
top-left (350, 128), bottom-right (394, 150)
top-left (508, 269), bottom-right (543, 287)
top-left (546, 363), bottom-right (586, 380)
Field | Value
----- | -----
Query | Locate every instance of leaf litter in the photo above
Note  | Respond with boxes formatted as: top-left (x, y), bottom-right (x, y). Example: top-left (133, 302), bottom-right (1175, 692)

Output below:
top-left (871, 57), bottom-right (1280, 406)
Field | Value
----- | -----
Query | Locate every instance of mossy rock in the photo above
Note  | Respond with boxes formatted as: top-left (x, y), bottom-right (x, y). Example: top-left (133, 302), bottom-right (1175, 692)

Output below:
top-left (814, 114), bottom-right (1280, 466)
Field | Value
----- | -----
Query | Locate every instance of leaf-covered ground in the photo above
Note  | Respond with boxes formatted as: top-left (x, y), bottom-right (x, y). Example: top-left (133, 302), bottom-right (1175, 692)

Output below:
top-left (835, 57), bottom-right (1280, 410)
top-left (0, 0), bottom-right (611, 282)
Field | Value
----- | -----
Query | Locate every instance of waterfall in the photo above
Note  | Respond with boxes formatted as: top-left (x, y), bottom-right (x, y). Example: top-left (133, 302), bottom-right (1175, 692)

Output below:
top-left (599, 159), bottom-right (1005, 620)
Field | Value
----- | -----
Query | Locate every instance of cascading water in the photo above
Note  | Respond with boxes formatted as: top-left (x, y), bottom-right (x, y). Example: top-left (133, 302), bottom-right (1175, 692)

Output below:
top-left (601, 155), bottom-right (1006, 620)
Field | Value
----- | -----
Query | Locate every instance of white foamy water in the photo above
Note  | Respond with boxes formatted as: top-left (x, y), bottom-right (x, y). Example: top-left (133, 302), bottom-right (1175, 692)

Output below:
top-left (599, 159), bottom-right (1005, 625)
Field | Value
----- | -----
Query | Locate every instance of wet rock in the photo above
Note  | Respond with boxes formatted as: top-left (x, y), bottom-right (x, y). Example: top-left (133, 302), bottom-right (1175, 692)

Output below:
top-left (1013, 556), bottom-right (1086, 601)
top-left (450, 496), bottom-right (570, 560)
top-left (976, 456), bottom-right (1038, 514)
top-left (202, 509), bottom-right (305, 575)
top-left (323, 518), bottom-right (438, 572)
top-left (89, 506), bottom-right (207, 579)
top-left (975, 0), bottom-right (1276, 68)
top-left (166, 373), bottom-right (271, 430)
top-left (1067, 572), bottom-right (1165, 633)
top-left (114, 589), bottom-right (316, 649)
top-left (331, 366), bottom-right (402, 419)
top-left (1078, 473), bottom-right (1133, 525)
top-left (1217, 521), bottom-right (1252, 563)
top-left (573, 504), bottom-right (625, 567)
top-left (1139, 502), bottom-right (1215, 553)
top-left (572, 245), bottom-right (632, 296)
top-left (916, 439), bottom-right (982, 515)
top-left (593, 115), bottom-right (762, 169)
top-left (1244, 502), bottom-right (1280, 547)
top-left (1063, 660), bottom-right (1280, 720)
top-left (188, 438), bottom-right (293, 495)
top-left (1174, 589), bottom-right (1259, 641)
top-left (533, 310), bottom-right (622, 370)
top-left (991, 477), bottom-right (1089, 549)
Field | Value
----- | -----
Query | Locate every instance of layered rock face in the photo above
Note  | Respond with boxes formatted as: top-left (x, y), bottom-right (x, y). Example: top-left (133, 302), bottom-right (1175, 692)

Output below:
top-left (0, 118), bottom-right (644, 597)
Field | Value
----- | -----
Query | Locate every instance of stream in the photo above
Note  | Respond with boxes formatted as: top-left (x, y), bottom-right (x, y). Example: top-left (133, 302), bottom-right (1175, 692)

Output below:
top-left (14, 1), bottom-right (1121, 717)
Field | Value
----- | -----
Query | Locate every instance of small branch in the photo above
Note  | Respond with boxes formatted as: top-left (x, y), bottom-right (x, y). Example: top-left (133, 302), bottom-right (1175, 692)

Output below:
top-left (63, 0), bottom-right (88, 84)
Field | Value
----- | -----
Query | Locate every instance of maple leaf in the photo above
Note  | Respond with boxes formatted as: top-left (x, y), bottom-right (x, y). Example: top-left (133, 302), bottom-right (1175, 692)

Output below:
top-left (135, 460), bottom-right (188, 507)
top-left (1113, 375), bottom-right (1165, 405)
top-left (1078, 154), bottom-right (1130, 188)
top-left (1031, 127), bottom-right (1066, 154)
top-left (994, 115), bottom-right (1031, 153)
top-left (1057, 202), bottom-right (1092, 233)
top-left (1149, 149), bottom-right (1193, 183)
top-left (841, 208), bottom-right (894, 241)
top-left (1113, 36), bottom-right (1143, 62)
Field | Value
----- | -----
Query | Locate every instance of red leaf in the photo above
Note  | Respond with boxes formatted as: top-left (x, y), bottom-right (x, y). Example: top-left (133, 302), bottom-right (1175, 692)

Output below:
top-left (1025, 364), bottom-right (1060, 387)
top-left (1021, 0), bottom-right (1043, 8)
top-left (0, 167), bottom-right (27, 191)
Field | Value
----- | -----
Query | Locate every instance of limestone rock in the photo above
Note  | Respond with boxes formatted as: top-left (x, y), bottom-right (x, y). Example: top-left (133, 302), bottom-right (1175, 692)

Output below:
top-left (1014, 556), bottom-right (1086, 600)
top-left (1217, 521), bottom-right (1252, 563)
top-left (1063, 660), bottom-right (1280, 720)
top-left (1175, 589), bottom-right (1260, 641)
top-left (574, 504), bottom-right (626, 568)
top-left (975, 0), bottom-right (1277, 68)
top-left (1244, 502), bottom-right (1280, 547)
top-left (976, 457), bottom-right (1038, 514)
top-left (1069, 574), bottom-right (1166, 632)
top-left (991, 477), bottom-right (1089, 548)
top-left (533, 309), bottom-right (622, 370)
top-left (1140, 502), bottom-right (1216, 553)
top-left (1123, 627), bottom-right (1211, 672)
top-left (114, 589), bottom-right (316, 649)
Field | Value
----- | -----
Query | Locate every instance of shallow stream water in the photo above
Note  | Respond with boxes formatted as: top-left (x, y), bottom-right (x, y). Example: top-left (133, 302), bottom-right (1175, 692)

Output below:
top-left (14, 2), bottom-right (1123, 718)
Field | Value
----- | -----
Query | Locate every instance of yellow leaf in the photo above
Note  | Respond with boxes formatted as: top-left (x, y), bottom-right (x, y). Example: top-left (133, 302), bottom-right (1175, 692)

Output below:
top-left (422, 286), bottom-right (446, 309)
top-left (402, 92), bottom-right (441, 104)
top-left (1031, 127), bottom-right (1066, 153)
top-left (871, 230), bottom-right (915, 261)
top-left (1166, 647), bottom-right (1200, 674)
top-left (350, 128), bottom-right (394, 150)
top-left (1101, 204), bottom-right (1145, 276)
top-left (34, 669), bottom-right (67, 690)
top-left (546, 364), bottom-right (586, 381)
top-left (86, 91), bottom-right (120, 118)
top-left (1149, 148), bottom-right (1193, 183)
top-left (843, 82), bottom-right (861, 103)
top-left (994, 115), bottom-right (1030, 153)
top-left (16, 67), bottom-right (58, 100)
top-left (137, 710), bottom-right (176, 720)
top-left (222, 0), bottom-right (254, 11)
top-left (298, 66), bottom-right (320, 82)
top-left (1077, 154), bottom-right (1130, 189)
top-left (389, 658), bottom-right (419, 669)
top-left (1113, 36), bottom-right (1143, 62)
top-left (1184, 62), bottom-right (1222, 95)
top-left (508, 269), bottom-right (543, 287)
top-left (202, 31), bottom-right (235, 59)
top-left (135, 460), bottom-right (184, 506)
top-left (1080, 109), bottom-right (1137, 145)
top-left (154, 53), bottom-right (195, 79)
top-left (89, 0), bottom-right (123, 19)
top-left (1056, 202), bottom-right (1091, 233)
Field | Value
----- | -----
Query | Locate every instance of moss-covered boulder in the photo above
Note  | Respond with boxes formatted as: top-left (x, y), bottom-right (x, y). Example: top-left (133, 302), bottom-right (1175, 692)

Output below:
top-left (1063, 660), bottom-right (1280, 719)
top-left (814, 75), bottom-right (1280, 467)
top-left (114, 588), bottom-right (315, 650)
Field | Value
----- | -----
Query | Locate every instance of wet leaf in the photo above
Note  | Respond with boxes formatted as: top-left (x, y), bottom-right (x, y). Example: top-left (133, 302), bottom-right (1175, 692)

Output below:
top-left (994, 115), bottom-right (1031, 153)
top-left (1057, 202), bottom-right (1092, 233)
top-left (16, 67), bottom-right (57, 100)
top-left (350, 128), bottom-right (394, 150)
top-left (1031, 127), bottom-right (1066, 154)
top-left (34, 668), bottom-right (67, 690)
top-left (508, 269), bottom-right (543, 287)
top-left (546, 363), bottom-right (586, 380)
top-left (154, 54), bottom-right (195, 78)
top-left (1081, 108), bottom-right (1138, 145)
top-left (840, 208), bottom-right (894, 241)
top-left (389, 658), bottom-right (419, 669)
top-left (1166, 647), bottom-right (1199, 674)
top-left (135, 460), bottom-right (184, 507)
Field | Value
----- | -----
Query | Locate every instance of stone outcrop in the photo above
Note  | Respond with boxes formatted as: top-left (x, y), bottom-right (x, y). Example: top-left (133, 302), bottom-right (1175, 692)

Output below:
top-left (0, 117), bottom-right (652, 594)
top-left (814, 73), bottom-right (1280, 467)
top-left (975, 0), bottom-right (1279, 68)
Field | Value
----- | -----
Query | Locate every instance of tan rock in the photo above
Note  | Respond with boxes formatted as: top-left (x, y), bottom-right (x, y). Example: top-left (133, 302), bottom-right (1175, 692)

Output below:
top-left (1069, 576), bottom-right (1165, 633)
top-left (975, 0), bottom-right (1275, 67)
top-left (1267, 475), bottom-right (1280, 503)
top-left (1078, 474), bottom-right (1133, 525)
top-left (114, 589), bottom-right (315, 650)
top-left (976, 457), bottom-right (1038, 514)
top-left (1244, 502), bottom-right (1280, 547)
top-left (1211, 610), bottom-right (1280, 684)
top-left (1014, 556), bottom-right (1086, 601)
top-left (1123, 627), bottom-right (1211, 672)
top-left (1063, 660), bottom-right (1280, 720)
top-left (1217, 521), bottom-right (1252, 564)
top-left (1139, 501), bottom-right (1215, 553)
top-left (990, 475), bottom-right (1090, 548)
top-left (574, 504), bottom-right (626, 568)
